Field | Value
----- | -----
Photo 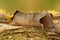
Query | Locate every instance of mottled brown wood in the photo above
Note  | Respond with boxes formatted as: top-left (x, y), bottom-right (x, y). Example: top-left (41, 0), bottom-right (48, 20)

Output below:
top-left (53, 16), bottom-right (60, 20)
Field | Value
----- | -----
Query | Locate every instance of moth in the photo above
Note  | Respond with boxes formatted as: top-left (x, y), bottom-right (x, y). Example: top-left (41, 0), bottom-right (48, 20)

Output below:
top-left (11, 10), bottom-right (54, 29)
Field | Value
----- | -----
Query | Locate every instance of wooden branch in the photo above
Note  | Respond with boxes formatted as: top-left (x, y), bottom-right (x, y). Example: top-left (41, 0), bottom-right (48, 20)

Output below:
top-left (47, 32), bottom-right (60, 39)
top-left (53, 16), bottom-right (60, 20)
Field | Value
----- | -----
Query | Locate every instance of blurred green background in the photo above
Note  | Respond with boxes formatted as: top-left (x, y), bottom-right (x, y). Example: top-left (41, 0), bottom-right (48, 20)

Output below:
top-left (0, 0), bottom-right (60, 13)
